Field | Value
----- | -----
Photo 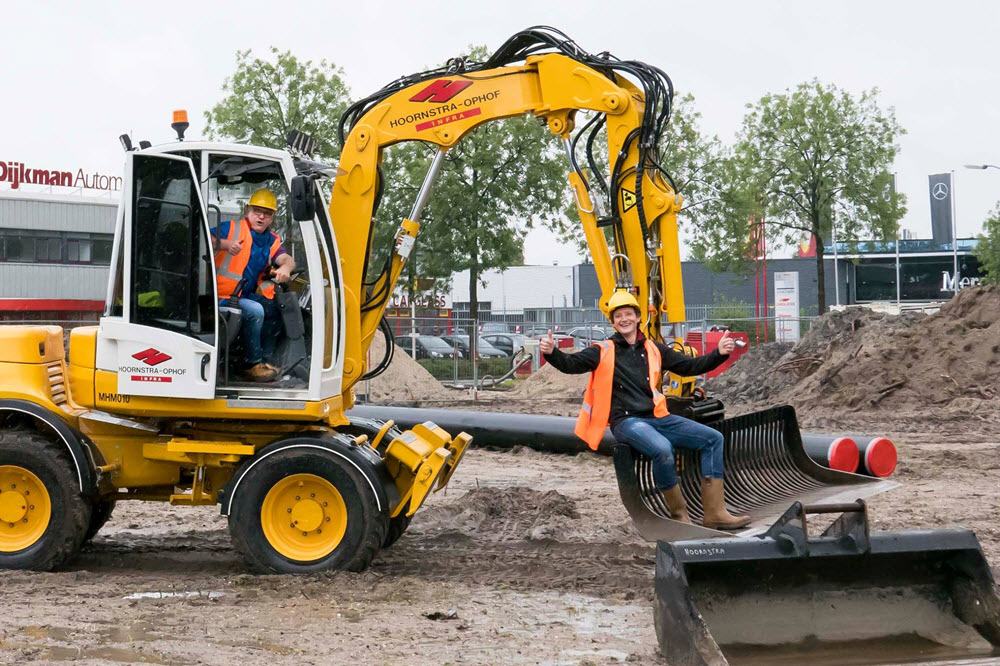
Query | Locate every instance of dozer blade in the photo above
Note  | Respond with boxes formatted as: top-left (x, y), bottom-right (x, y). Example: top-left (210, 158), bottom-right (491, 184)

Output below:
top-left (614, 405), bottom-right (897, 542)
top-left (654, 500), bottom-right (1000, 666)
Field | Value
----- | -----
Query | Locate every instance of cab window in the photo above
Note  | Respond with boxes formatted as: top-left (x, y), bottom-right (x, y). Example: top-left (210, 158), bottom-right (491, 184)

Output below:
top-left (205, 155), bottom-right (303, 262)
top-left (130, 155), bottom-right (215, 341)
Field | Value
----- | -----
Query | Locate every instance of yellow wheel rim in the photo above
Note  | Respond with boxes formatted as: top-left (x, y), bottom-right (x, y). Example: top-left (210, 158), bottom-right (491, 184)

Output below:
top-left (0, 465), bottom-right (52, 552)
top-left (261, 474), bottom-right (348, 561)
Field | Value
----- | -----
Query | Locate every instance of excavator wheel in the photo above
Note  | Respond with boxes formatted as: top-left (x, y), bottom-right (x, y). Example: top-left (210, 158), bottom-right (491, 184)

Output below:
top-left (83, 498), bottom-right (116, 542)
top-left (0, 427), bottom-right (91, 571)
top-left (227, 448), bottom-right (388, 574)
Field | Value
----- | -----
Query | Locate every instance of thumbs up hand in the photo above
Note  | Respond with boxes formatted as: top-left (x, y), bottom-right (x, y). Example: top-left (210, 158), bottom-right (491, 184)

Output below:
top-left (718, 330), bottom-right (735, 356)
top-left (540, 329), bottom-right (555, 355)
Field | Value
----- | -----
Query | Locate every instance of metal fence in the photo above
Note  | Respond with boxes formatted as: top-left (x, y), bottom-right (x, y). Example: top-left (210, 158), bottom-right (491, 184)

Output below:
top-left (383, 313), bottom-right (819, 388)
top-left (0, 311), bottom-right (816, 390)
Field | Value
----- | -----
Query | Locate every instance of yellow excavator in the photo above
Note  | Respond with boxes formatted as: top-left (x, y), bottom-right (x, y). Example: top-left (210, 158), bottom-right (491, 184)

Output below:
top-left (0, 26), bottom-right (685, 575)
top-left (1, 27), bottom-right (998, 662)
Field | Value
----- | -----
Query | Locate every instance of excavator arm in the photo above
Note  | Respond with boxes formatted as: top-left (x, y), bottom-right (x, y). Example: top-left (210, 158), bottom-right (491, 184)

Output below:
top-left (330, 28), bottom-right (686, 393)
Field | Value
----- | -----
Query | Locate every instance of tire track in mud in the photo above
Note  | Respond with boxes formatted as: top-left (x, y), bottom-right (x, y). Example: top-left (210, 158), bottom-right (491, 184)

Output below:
top-left (373, 486), bottom-right (657, 600)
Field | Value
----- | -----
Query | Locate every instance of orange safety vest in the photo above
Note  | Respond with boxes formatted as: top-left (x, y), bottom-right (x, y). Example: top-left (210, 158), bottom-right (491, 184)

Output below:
top-left (573, 338), bottom-right (669, 450)
top-left (214, 219), bottom-right (282, 300)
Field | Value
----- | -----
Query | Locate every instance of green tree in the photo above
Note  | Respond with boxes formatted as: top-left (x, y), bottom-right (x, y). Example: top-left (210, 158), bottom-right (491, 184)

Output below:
top-left (204, 48), bottom-right (351, 162)
top-left (692, 80), bottom-right (906, 313)
top-left (974, 203), bottom-right (1000, 284)
top-left (419, 113), bottom-right (566, 325)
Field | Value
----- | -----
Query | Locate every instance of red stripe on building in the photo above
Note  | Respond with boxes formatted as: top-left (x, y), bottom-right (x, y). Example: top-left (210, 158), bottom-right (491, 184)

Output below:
top-left (0, 299), bottom-right (105, 312)
top-left (415, 107), bottom-right (482, 132)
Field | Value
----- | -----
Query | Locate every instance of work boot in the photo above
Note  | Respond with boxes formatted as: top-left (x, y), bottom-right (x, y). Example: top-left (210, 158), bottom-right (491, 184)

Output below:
top-left (662, 485), bottom-right (691, 524)
top-left (242, 363), bottom-right (278, 383)
top-left (700, 478), bottom-right (751, 530)
top-left (262, 362), bottom-right (282, 374)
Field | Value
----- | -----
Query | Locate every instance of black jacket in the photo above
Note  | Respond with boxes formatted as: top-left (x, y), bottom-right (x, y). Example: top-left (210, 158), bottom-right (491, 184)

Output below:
top-left (543, 332), bottom-right (728, 427)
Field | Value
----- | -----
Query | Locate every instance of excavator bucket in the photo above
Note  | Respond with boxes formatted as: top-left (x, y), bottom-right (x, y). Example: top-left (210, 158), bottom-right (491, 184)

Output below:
top-left (613, 405), bottom-right (897, 542)
top-left (654, 500), bottom-right (1000, 665)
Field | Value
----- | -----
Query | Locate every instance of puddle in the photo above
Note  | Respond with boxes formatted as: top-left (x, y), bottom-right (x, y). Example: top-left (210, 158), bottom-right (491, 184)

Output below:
top-left (44, 645), bottom-right (178, 664)
top-left (123, 590), bottom-right (224, 600)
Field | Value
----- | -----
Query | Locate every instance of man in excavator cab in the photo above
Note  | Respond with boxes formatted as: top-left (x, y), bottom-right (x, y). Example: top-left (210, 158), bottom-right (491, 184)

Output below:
top-left (212, 188), bottom-right (295, 382)
top-left (540, 290), bottom-right (751, 530)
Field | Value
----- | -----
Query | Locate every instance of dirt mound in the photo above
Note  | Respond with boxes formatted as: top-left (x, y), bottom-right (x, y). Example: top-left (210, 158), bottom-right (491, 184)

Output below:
top-left (410, 487), bottom-right (580, 542)
top-left (705, 342), bottom-right (795, 405)
top-left (509, 361), bottom-right (588, 400)
top-left (361, 331), bottom-right (455, 404)
top-left (751, 286), bottom-right (1000, 414)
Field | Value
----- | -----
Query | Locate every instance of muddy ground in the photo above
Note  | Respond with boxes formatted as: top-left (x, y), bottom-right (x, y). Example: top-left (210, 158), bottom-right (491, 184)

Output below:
top-left (1, 407), bottom-right (999, 665)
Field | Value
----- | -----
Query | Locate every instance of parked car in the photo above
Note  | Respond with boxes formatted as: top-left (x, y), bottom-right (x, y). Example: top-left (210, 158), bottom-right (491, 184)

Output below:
top-left (396, 334), bottom-right (462, 360)
top-left (439, 334), bottom-right (507, 359)
top-left (524, 325), bottom-right (570, 340)
top-left (482, 333), bottom-right (529, 357)
top-left (566, 325), bottom-right (613, 344)
top-left (479, 321), bottom-right (516, 334)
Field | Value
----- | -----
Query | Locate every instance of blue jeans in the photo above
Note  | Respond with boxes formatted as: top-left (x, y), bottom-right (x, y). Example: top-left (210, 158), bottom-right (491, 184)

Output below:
top-left (220, 296), bottom-right (281, 367)
top-left (611, 414), bottom-right (725, 490)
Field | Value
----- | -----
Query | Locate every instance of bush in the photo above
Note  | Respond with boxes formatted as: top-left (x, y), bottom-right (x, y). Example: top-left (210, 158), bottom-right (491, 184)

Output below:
top-left (416, 357), bottom-right (511, 381)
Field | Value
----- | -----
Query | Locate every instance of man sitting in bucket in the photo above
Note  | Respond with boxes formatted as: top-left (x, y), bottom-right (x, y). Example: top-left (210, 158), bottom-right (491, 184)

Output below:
top-left (540, 290), bottom-right (750, 529)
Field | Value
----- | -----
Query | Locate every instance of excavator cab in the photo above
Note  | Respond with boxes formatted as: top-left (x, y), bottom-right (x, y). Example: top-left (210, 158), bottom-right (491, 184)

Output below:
top-left (93, 143), bottom-right (336, 408)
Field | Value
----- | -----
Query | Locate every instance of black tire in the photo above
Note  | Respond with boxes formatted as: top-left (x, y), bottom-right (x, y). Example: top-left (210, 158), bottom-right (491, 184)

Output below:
top-left (228, 448), bottom-right (388, 574)
top-left (0, 427), bottom-right (91, 571)
top-left (383, 502), bottom-right (412, 550)
top-left (83, 498), bottom-right (116, 542)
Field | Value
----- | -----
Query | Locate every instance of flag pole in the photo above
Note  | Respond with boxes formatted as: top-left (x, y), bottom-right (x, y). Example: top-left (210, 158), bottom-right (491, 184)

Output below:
top-left (951, 169), bottom-right (959, 291)
top-left (831, 213), bottom-right (840, 307)
top-left (894, 173), bottom-right (900, 306)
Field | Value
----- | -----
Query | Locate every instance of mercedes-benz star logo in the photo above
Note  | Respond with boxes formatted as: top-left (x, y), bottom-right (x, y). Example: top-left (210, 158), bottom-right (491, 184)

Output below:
top-left (932, 182), bottom-right (950, 200)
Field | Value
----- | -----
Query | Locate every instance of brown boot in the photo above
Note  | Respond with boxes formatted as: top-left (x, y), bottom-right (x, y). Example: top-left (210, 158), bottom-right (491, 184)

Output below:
top-left (662, 485), bottom-right (692, 523)
top-left (701, 478), bottom-right (751, 530)
top-left (242, 363), bottom-right (278, 383)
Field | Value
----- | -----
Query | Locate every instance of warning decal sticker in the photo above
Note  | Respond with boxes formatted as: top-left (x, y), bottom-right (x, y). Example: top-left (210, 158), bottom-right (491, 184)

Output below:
top-left (621, 188), bottom-right (637, 213)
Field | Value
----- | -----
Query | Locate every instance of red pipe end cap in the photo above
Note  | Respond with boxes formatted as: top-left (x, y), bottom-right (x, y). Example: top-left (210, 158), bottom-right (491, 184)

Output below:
top-left (828, 437), bottom-right (860, 473)
top-left (865, 437), bottom-right (898, 477)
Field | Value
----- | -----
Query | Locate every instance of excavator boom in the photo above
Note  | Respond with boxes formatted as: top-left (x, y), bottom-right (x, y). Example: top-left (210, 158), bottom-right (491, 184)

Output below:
top-left (331, 27), bottom-right (686, 393)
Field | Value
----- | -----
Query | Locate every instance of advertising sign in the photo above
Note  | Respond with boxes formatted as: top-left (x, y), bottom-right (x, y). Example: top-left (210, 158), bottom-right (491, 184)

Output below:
top-left (0, 159), bottom-right (122, 191)
top-left (774, 271), bottom-right (800, 343)
top-left (928, 173), bottom-right (953, 245)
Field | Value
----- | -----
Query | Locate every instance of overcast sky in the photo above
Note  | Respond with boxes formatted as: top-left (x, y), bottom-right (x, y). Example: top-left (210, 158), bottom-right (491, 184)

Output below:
top-left (2, 1), bottom-right (998, 265)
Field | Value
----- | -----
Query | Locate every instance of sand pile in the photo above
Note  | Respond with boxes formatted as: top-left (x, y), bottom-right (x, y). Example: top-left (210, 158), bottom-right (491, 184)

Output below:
top-left (713, 286), bottom-right (1000, 414)
top-left (508, 361), bottom-right (588, 400)
top-left (361, 331), bottom-right (455, 404)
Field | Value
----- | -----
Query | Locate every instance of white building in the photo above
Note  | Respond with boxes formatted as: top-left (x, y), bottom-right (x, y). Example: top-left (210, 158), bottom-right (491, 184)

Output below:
top-left (0, 189), bottom-right (117, 322)
top-left (449, 265), bottom-right (578, 312)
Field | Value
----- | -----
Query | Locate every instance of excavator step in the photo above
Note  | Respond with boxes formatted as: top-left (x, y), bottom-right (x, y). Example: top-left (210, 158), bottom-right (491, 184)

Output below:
top-left (613, 405), bottom-right (897, 542)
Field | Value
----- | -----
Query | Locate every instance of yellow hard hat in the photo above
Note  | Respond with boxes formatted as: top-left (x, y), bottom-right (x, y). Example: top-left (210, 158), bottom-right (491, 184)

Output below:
top-left (606, 290), bottom-right (640, 319)
top-left (248, 189), bottom-right (278, 211)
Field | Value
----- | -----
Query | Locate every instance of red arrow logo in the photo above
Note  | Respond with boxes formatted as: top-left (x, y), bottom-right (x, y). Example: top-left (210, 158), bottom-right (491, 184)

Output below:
top-left (132, 348), bottom-right (172, 366)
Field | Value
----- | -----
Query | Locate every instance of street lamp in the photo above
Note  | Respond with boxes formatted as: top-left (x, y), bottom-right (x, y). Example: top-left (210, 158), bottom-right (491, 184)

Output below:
top-left (964, 164), bottom-right (1000, 170)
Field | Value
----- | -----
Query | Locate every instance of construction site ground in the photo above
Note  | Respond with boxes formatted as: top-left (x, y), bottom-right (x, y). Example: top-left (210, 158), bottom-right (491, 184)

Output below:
top-left (3, 288), bottom-right (1000, 665)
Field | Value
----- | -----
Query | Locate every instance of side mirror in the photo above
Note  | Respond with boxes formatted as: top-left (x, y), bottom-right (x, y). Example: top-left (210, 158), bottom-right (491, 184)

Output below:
top-left (290, 175), bottom-right (316, 221)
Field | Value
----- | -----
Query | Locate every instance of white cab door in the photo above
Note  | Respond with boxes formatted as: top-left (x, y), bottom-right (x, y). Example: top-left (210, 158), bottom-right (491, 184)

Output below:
top-left (97, 153), bottom-right (218, 399)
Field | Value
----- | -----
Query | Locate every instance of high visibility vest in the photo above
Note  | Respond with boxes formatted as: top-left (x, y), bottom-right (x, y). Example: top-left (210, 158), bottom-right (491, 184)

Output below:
top-left (214, 219), bottom-right (282, 300)
top-left (573, 338), bottom-right (669, 450)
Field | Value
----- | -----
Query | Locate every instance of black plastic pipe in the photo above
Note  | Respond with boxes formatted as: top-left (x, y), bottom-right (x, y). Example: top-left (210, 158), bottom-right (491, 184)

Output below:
top-left (800, 433), bottom-right (860, 473)
top-left (347, 405), bottom-right (616, 455)
top-left (856, 436), bottom-right (898, 477)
